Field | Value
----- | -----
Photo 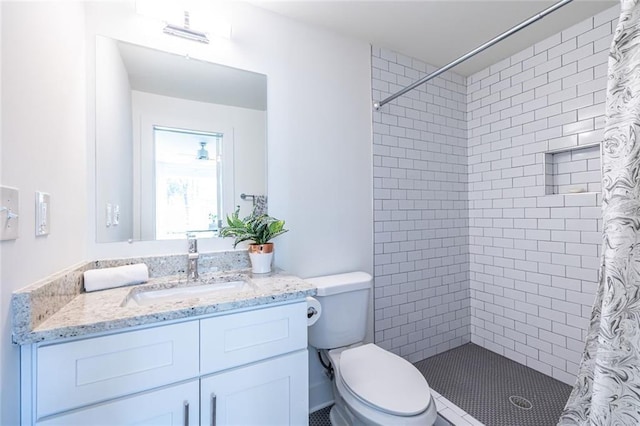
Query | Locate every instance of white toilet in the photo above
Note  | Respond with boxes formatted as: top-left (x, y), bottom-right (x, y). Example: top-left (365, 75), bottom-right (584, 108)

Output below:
top-left (307, 272), bottom-right (438, 426)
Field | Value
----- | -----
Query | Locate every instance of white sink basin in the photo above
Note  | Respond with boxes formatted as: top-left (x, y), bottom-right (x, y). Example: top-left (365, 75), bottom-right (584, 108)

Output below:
top-left (126, 280), bottom-right (252, 307)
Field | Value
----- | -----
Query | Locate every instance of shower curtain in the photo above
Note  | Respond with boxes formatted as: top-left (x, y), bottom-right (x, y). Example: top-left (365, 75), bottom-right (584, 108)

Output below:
top-left (559, 1), bottom-right (640, 424)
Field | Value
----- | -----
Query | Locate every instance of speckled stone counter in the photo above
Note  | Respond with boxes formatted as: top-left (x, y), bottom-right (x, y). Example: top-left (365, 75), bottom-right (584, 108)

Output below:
top-left (12, 252), bottom-right (316, 345)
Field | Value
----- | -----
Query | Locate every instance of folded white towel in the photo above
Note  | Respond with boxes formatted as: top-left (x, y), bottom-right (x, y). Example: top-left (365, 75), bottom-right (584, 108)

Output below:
top-left (83, 263), bottom-right (149, 292)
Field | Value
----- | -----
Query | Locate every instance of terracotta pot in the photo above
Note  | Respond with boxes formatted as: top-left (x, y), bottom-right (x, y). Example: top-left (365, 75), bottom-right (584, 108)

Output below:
top-left (248, 243), bottom-right (274, 274)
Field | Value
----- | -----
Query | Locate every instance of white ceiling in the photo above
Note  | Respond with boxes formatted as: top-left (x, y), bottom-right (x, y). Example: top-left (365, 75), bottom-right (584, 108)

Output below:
top-left (252, 0), bottom-right (617, 76)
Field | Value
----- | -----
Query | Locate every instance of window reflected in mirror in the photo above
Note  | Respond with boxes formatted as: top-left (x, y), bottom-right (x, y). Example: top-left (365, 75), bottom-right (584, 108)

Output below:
top-left (154, 127), bottom-right (223, 240)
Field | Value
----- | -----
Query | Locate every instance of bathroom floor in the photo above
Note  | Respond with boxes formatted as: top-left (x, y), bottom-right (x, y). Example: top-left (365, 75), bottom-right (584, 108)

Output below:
top-left (414, 343), bottom-right (573, 426)
top-left (309, 406), bottom-right (332, 426)
top-left (309, 395), bottom-right (478, 426)
top-left (309, 389), bottom-right (480, 426)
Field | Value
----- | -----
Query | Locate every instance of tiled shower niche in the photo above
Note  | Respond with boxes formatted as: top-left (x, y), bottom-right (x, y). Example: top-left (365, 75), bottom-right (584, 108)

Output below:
top-left (545, 144), bottom-right (601, 195)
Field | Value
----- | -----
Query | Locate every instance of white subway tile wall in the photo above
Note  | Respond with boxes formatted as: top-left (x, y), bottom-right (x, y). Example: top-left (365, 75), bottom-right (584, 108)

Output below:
top-left (372, 47), bottom-right (471, 363)
top-left (467, 6), bottom-right (617, 385)
top-left (372, 4), bottom-right (619, 384)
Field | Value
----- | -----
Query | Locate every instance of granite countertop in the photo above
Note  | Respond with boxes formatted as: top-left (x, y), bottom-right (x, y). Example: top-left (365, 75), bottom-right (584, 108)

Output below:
top-left (13, 269), bottom-right (316, 345)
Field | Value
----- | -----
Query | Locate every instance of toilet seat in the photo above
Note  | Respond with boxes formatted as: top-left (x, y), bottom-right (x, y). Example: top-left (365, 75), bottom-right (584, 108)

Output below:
top-left (338, 344), bottom-right (432, 416)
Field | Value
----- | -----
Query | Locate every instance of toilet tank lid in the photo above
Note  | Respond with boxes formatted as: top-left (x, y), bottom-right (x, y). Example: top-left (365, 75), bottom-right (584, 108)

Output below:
top-left (305, 272), bottom-right (372, 296)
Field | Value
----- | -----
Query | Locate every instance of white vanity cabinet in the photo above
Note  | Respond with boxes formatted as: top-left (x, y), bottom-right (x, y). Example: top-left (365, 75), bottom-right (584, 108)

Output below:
top-left (201, 351), bottom-right (308, 426)
top-left (21, 301), bottom-right (309, 426)
top-left (198, 302), bottom-right (309, 426)
top-left (37, 380), bottom-right (200, 426)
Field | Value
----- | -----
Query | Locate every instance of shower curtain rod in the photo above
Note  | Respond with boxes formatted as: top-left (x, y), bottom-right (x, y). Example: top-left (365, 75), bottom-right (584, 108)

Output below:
top-left (373, 0), bottom-right (574, 110)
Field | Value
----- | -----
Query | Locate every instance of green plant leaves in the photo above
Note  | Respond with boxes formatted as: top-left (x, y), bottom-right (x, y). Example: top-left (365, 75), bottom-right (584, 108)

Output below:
top-left (219, 206), bottom-right (289, 248)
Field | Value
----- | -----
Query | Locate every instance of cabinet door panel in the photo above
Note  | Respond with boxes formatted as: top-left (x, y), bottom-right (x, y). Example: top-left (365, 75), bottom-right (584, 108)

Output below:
top-left (37, 380), bottom-right (199, 426)
top-left (200, 302), bottom-right (307, 374)
top-left (37, 321), bottom-right (199, 417)
top-left (201, 350), bottom-right (308, 426)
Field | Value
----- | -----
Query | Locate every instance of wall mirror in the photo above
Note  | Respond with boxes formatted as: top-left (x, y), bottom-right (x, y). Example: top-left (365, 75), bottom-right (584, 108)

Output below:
top-left (95, 36), bottom-right (267, 243)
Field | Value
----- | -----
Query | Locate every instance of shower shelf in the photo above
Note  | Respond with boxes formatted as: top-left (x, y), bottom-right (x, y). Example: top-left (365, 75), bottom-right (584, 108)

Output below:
top-left (543, 143), bottom-right (601, 196)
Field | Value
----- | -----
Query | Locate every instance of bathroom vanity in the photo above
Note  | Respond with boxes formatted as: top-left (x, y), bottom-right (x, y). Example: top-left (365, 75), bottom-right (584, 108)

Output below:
top-left (12, 260), bottom-right (315, 426)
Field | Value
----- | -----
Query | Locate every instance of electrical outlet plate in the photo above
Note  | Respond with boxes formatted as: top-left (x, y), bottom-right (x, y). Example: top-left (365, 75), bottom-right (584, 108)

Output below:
top-left (35, 191), bottom-right (50, 236)
top-left (113, 204), bottom-right (120, 226)
top-left (0, 186), bottom-right (20, 241)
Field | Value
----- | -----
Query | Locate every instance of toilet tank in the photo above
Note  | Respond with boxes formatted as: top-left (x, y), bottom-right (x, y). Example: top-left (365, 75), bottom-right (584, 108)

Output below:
top-left (306, 272), bottom-right (372, 349)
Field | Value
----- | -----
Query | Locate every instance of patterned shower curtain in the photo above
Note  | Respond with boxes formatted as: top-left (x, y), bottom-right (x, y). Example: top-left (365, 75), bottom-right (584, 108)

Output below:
top-left (559, 1), bottom-right (640, 424)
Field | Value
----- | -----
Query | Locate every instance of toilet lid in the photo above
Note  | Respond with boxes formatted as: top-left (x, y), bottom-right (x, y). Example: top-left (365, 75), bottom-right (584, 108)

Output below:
top-left (339, 344), bottom-right (431, 416)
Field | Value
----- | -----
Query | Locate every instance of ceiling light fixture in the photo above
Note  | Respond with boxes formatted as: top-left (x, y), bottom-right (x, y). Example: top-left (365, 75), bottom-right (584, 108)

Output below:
top-left (164, 10), bottom-right (209, 44)
top-left (136, 1), bottom-right (232, 41)
top-left (197, 142), bottom-right (209, 160)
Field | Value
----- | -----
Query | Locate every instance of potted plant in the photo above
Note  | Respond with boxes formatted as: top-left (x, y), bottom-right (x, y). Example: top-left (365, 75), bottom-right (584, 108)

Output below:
top-left (219, 206), bottom-right (289, 273)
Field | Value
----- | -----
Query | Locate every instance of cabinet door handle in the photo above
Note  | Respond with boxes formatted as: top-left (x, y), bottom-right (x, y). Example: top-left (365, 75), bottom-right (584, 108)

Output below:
top-left (184, 400), bottom-right (190, 426)
top-left (211, 394), bottom-right (217, 426)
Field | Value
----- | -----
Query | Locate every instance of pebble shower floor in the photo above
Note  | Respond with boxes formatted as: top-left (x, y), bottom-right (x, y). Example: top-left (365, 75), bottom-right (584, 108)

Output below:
top-left (415, 343), bottom-right (572, 426)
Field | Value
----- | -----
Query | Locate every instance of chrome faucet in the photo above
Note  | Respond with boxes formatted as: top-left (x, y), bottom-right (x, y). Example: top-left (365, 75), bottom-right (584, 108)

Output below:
top-left (187, 234), bottom-right (199, 280)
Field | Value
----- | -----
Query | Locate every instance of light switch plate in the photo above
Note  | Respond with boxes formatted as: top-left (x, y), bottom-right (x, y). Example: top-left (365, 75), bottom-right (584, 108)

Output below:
top-left (106, 203), bottom-right (112, 227)
top-left (0, 186), bottom-right (20, 241)
top-left (35, 191), bottom-right (50, 236)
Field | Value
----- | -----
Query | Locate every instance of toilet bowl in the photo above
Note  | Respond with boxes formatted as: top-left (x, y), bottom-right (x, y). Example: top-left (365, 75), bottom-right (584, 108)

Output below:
top-left (306, 272), bottom-right (438, 426)
top-left (327, 344), bottom-right (438, 426)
